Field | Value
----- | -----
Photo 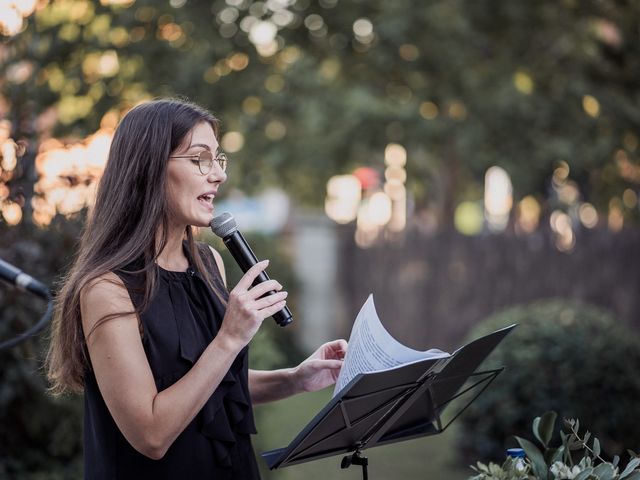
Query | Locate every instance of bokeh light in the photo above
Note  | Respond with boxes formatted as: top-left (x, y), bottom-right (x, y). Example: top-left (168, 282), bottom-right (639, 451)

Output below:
top-left (513, 70), bottom-right (534, 95)
top-left (326, 144), bottom-right (407, 243)
top-left (221, 131), bottom-right (245, 153)
top-left (31, 123), bottom-right (114, 227)
top-left (608, 198), bottom-right (624, 232)
top-left (582, 95), bottom-right (600, 118)
top-left (516, 195), bottom-right (541, 234)
top-left (419, 101), bottom-right (439, 120)
top-left (455, 201), bottom-right (484, 236)
top-left (367, 191), bottom-right (392, 226)
top-left (384, 143), bottom-right (407, 167)
top-left (550, 210), bottom-right (575, 251)
top-left (579, 203), bottom-right (599, 229)
top-left (325, 174), bottom-right (360, 224)
top-left (622, 188), bottom-right (638, 209)
top-left (1, 201), bottom-right (22, 225)
top-left (0, 0), bottom-right (35, 36)
top-left (484, 166), bottom-right (513, 231)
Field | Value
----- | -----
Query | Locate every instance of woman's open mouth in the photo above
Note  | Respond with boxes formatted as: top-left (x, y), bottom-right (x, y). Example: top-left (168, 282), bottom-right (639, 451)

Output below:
top-left (197, 194), bottom-right (214, 209)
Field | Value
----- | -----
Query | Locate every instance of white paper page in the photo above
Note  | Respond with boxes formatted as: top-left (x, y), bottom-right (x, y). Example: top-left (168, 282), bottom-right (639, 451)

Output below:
top-left (333, 294), bottom-right (449, 396)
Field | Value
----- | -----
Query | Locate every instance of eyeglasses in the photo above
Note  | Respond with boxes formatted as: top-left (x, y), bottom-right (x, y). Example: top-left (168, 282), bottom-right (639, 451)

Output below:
top-left (169, 150), bottom-right (228, 174)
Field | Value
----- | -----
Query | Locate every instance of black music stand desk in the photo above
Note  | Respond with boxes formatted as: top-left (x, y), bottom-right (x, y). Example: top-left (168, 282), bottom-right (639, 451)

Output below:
top-left (261, 324), bottom-right (515, 479)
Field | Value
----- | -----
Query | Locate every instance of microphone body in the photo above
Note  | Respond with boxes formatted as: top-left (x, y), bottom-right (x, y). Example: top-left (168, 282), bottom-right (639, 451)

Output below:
top-left (211, 214), bottom-right (293, 327)
top-left (0, 258), bottom-right (50, 299)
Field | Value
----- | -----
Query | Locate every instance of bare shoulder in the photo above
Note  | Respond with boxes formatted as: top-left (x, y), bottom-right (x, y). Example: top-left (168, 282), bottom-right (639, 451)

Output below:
top-left (80, 272), bottom-right (136, 340)
top-left (207, 245), bottom-right (224, 268)
top-left (208, 245), bottom-right (227, 287)
top-left (81, 271), bottom-right (130, 305)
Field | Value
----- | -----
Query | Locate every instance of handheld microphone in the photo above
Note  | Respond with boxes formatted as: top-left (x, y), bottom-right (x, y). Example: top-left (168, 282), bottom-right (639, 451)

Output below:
top-left (0, 258), bottom-right (50, 299)
top-left (210, 213), bottom-right (293, 327)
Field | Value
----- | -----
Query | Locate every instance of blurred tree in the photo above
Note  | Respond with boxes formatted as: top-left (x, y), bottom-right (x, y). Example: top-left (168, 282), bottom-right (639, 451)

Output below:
top-left (457, 299), bottom-right (640, 463)
top-left (2, 0), bottom-right (639, 220)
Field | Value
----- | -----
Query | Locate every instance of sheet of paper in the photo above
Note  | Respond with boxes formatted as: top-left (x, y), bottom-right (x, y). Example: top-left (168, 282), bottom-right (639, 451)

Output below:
top-left (333, 294), bottom-right (449, 396)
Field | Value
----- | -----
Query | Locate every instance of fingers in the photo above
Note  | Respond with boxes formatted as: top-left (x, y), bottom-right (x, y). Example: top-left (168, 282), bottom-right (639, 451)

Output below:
top-left (245, 279), bottom-right (282, 300)
top-left (314, 359), bottom-right (343, 370)
top-left (260, 299), bottom-right (288, 319)
top-left (336, 339), bottom-right (348, 350)
top-left (328, 339), bottom-right (348, 353)
top-left (220, 260), bottom-right (289, 348)
top-left (232, 261), bottom-right (283, 301)
top-left (228, 286), bottom-right (286, 318)
top-left (253, 290), bottom-right (288, 310)
top-left (235, 260), bottom-right (269, 291)
top-left (315, 339), bottom-right (348, 360)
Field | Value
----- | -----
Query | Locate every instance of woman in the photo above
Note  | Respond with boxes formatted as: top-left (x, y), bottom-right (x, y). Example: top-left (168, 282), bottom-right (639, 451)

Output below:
top-left (46, 98), bottom-right (347, 479)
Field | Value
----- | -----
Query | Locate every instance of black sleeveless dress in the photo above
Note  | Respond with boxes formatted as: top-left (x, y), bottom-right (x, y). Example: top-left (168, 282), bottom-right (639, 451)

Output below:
top-left (83, 243), bottom-right (261, 479)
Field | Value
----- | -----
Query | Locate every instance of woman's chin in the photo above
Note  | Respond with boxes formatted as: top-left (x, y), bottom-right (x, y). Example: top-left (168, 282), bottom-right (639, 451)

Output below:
top-left (193, 217), bottom-right (213, 228)
top-left (200, 212), bottom-right (216, 227)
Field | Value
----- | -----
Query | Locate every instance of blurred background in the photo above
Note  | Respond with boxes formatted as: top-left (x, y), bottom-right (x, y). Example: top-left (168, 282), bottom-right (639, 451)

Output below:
top-left (1, 0), bottom-right (640, 478)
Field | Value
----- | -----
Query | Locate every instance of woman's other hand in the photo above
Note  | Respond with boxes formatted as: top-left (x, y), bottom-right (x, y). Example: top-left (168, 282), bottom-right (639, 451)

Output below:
top-left (293, 339), bottom-right (348, 393)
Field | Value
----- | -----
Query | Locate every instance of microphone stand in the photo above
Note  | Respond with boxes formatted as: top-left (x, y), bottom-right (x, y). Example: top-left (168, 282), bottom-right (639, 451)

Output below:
top-left (0, 293), bottom-right (53, 352)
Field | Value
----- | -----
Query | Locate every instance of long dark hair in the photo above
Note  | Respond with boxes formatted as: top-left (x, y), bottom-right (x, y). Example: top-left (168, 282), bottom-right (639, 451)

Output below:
top-left (47, 98), bottom-right (222, 395)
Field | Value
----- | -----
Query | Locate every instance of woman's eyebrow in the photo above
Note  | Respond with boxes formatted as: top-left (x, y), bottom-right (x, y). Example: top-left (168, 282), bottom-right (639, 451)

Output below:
top-left (188, 143), bottom-right (212, 151)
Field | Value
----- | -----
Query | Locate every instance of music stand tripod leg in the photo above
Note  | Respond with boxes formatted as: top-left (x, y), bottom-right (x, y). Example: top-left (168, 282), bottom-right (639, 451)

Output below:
top-left (341, 447), bottom-right (369, 480)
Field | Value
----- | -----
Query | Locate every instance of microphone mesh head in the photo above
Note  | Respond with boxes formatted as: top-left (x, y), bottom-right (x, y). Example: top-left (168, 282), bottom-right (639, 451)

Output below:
top-left (210, 212), bottom-right (237, 238)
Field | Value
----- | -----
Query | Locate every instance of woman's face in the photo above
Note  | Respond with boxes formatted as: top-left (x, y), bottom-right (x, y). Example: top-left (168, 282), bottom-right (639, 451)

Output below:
top-left (166, 121), bottom-right (226, 229)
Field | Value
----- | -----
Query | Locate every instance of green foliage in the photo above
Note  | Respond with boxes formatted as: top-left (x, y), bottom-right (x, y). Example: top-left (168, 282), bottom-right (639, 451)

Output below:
top-left (0, 216), bottom-right (84, 479)
top-left (470, 457), bottom-right (532, 480)
top-left (457, 299), bottom-right (640, 463)
top-left (468, 412), bottom-right (640, 480)
top-left (4, 0), bottom-right (640, 215)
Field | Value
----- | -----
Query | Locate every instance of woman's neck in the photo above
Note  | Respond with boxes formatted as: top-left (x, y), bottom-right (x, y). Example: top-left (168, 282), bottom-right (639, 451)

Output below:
top-left (155, 226), bottom-right (189, 272)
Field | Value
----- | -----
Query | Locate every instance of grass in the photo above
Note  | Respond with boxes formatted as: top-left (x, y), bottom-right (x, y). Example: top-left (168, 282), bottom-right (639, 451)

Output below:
top-left (253, 387), bottom-right (471, 480)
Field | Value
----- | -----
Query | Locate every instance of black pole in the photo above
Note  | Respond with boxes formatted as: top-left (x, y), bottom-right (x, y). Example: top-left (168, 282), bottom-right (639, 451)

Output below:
top-left (341, 449), bottom-right (369, 480)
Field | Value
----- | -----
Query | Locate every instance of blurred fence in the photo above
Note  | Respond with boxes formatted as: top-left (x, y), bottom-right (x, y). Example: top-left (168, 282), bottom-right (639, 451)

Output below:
top-left (336, 225), bottom-right (640, 352)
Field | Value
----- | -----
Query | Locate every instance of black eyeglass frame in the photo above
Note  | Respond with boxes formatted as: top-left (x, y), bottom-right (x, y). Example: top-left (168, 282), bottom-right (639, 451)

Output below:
top-left (169, 150), bottom-right (227, 174)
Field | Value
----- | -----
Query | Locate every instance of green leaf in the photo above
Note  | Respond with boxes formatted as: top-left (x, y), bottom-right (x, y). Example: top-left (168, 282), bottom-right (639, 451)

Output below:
top-left (568, 436), bottom-right (582, 451)
top-left (614, 456), bottom-right (620, 468)
top-left (533, 411), bottom-right (557, 448)
top-left (593, 463), bottom-right (615, 480)
top-left (544, 447), bottom-right (559, 465)
top-left (623, 473), bottom-right (640, 480)
top-left (516, 436), bottom-right (547, 479)
top-left (551, 446), bottom-right (565, 465)
top-left (574, 467), bottom-right (594, 480)
top-left (533, 417), bottom-right (541, 442)
top-left (620, 457), bottom-right (640, 478)
top-left (593, 438), bottom-right (601, 458)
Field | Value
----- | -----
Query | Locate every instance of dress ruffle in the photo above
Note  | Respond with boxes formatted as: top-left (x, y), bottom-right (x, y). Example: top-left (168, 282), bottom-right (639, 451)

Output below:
top-left (162, 264), bottom-right (257, 468)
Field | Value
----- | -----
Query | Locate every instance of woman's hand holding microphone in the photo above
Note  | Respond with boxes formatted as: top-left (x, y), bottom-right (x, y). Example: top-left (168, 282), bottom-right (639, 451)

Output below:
top-left (218, 260), bottom-right (287, 351)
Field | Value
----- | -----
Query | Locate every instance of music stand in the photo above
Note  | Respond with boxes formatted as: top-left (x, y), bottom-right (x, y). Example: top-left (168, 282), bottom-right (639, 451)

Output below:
top-left (261, 324), bottom-right (515, 479)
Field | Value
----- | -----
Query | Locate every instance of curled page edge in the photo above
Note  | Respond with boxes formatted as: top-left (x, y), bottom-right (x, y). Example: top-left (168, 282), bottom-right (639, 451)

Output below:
top-left (333, 294), bottom-right (449, 397)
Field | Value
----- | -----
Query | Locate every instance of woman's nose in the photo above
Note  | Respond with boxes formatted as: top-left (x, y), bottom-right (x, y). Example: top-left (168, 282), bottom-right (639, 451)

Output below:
top-left (207, 165), bottom-right (226, 183)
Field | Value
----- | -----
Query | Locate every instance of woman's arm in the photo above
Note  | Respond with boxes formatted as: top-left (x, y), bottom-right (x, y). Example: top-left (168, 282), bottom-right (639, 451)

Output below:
top-left (81, 261), bottom-right (286, 460)
top-left (248, 340), bottom-right (348, 404)
top-left (248, 368), bottom-right (297, 404)
top-left (208, 247), bottom-right (347, 404)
